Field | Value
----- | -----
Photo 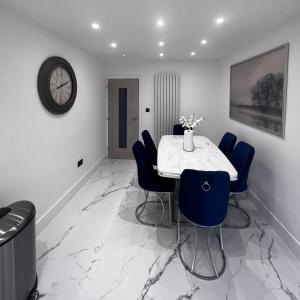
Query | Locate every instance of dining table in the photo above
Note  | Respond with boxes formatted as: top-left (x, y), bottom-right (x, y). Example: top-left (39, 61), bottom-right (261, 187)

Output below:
top-left (157, 135), bottom-right (238, 181)
top-left (157, 135), bottom-right (238, 222)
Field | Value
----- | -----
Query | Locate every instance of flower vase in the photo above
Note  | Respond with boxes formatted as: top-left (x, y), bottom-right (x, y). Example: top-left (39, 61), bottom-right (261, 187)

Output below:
top-left (183, 130), bottom-right (194, 152)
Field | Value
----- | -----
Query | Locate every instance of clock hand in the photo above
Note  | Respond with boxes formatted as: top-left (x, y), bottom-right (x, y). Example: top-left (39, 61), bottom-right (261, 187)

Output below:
top-left (56, 81), bottom-right (69, 89)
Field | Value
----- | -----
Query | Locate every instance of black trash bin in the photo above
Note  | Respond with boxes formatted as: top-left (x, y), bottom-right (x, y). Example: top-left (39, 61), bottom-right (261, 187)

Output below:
top-left (0, 201), bottom-right (39, 300)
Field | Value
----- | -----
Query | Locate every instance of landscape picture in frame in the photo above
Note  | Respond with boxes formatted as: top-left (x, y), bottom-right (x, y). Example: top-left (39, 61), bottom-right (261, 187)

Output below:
top-left (230, 44), bottom-right (289, 137)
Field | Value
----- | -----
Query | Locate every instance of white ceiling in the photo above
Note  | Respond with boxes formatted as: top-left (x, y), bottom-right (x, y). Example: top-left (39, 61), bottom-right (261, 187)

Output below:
top-left (2, 0), bottom-right (300, 61)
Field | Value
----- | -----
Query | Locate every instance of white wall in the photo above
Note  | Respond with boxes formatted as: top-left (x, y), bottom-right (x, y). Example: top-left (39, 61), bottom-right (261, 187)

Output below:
top-left (219, 16), bottom-right (300, 255)
top-left (105, 60), bottom-right (222, 143)
top-left (0, 4), bottom-right (107, 229)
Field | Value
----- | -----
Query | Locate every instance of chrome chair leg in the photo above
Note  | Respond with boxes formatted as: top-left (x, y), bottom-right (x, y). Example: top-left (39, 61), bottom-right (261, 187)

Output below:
top-left (178, 223), bottom-right (226, 280)
top-left (191, 224), bottom-right (198, 272)
top-left (219, 224), bottom-right (224, 251)
top-left (224, 193), bottom-right (251, 229)
top-left (156, 193), bottom-right (165, 225)
top-left (136, 191), bottom-right (148, 217)
top-left (135, 189), bottom-right (170, 228)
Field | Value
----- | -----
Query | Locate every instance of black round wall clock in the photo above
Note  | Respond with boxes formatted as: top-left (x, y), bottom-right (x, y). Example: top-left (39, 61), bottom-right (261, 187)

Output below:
top-left (38, 56), bottom-right (77, 114)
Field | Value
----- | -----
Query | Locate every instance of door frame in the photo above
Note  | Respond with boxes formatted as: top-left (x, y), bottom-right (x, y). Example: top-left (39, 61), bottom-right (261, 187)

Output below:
top-left (106, 76), bottom-right (141, 157)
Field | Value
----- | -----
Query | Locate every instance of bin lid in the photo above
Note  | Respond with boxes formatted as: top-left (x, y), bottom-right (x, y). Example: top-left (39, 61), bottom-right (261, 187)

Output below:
top-left (0, 201), bottom-right (35, 247)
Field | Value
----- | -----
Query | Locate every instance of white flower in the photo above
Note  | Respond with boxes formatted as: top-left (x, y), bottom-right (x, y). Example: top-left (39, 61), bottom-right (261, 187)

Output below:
top-left (179, 115), bottom-right (187, 125)
top-left (178, 113), bottom-right (206, 131)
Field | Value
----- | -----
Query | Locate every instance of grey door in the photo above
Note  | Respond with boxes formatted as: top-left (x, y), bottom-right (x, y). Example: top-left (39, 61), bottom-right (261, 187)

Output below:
top-left (108, 79), bottom-right (139, 159)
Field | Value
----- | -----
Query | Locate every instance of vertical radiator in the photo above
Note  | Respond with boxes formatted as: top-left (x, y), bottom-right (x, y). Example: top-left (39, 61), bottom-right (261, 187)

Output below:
top-left (154, 73), bottom-right (180, 144)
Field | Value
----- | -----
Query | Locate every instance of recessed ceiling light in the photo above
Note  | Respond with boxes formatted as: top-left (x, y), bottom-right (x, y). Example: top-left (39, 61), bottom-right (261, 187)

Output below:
top-left (157, 19), bottom-right (165, 27)
top-left (122, 54), bottom-right (126, 57)
top-left (158, 41), bottom-right (165, 47)
top-left (201, 39), bottom-right (207, 45)
top-left (91, 22), bottom-right (100, 30)
top-left (110, 42), bottom-right (117, 48)
top-left (159, 53), bottom-right (164, 57)
top-left (190, 51), bottom-right (196, 56)
top-left (216, 17), bottom-right (225, 25)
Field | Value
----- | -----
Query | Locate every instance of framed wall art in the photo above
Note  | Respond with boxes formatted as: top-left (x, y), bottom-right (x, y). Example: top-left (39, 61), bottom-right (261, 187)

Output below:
top-left (230, 44), bottom-right (289, 137)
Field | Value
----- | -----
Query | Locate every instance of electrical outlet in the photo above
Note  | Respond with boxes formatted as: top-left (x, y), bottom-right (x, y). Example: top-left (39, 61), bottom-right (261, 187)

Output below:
top-left (77, 159), bottom-right (83, 168)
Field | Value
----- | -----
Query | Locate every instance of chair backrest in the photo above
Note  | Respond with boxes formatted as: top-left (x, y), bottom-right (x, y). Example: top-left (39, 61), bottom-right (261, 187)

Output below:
top-left (230, 141), bottom-right (255, 193)
top-left (132, 140), bottom-right (156, 190)
top-left (141, 130), bottom-right (157, 165)
top-left (218, 132), bottom-right (237, 158)
top-left (173, 124), bottom-right (185, 135)
top-left (179, 169), bottom-right (230, 227)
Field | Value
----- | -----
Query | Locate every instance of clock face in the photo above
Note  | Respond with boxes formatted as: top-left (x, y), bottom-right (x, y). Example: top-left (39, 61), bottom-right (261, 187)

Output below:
top-left (49, 67), bottom-right (73, 105)
top-left (38, 56), bottom-right (77, 114)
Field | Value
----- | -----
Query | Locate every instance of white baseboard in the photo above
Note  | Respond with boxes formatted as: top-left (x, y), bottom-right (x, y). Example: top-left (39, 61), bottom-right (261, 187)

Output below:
top-left (249, 189), bottom-right (300, 260)
top-left (36, 155), bottom-right (105, 235)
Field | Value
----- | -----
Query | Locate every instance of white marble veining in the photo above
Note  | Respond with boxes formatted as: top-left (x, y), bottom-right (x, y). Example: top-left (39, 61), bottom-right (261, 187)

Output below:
top-left (36, 158), bottom-right (300, 300)
top-left (157, 135), bottom-right (238, 180)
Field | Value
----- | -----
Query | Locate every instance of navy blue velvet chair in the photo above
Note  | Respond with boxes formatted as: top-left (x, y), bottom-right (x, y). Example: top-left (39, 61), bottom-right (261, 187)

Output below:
top-left (141, 130), bottom-right (157, 166)
top-left (228, 141), bottom-right (255, 229)
top-left (173, 124), bottom-right (185, 135)
top-left (218, 132), bottom-right (237, 158)
top-left (132, 141), bottom-right (175, 227)
top-left (178, 169), bottom-right (230, 280)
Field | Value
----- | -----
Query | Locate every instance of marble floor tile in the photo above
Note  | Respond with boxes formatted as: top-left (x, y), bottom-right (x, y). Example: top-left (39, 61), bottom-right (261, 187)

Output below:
top-left (36, 159), bottom-right (300, 300)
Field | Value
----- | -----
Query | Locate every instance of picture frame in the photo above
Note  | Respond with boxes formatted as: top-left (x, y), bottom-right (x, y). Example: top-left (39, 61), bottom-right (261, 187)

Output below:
top-left (230, 44), bottom-right (289, 138)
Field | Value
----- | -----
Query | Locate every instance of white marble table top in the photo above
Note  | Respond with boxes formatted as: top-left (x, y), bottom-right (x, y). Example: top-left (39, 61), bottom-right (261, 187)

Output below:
top-left (157, 135), bottom-right (238, 181)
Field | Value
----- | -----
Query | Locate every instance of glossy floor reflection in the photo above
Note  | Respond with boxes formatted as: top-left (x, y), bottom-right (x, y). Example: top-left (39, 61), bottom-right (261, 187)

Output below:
top-left (37, 159), bottom-right (300, 300)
